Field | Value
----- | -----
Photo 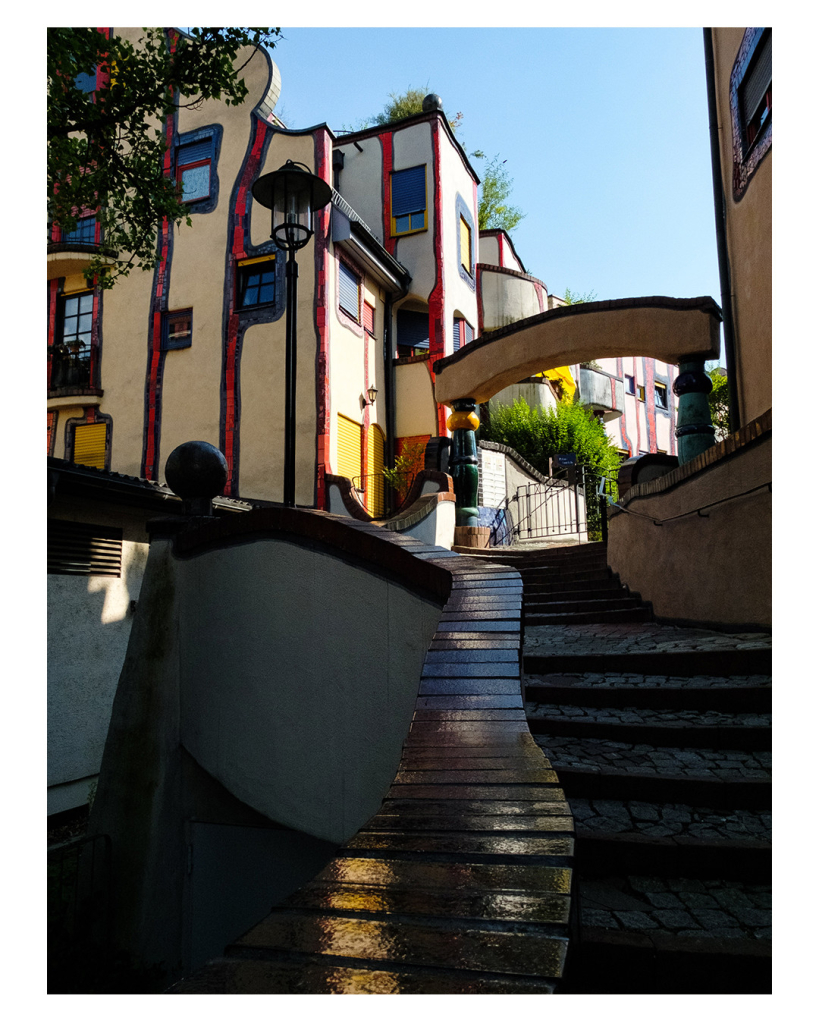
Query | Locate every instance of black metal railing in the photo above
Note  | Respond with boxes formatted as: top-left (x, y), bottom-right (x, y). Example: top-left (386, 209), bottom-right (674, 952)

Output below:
top-left (48, 832), bottom-right (112, 951)
top-left (499, 466), bottom-right (619, 544)
top-left (49, 345), bottom-right (92, 389)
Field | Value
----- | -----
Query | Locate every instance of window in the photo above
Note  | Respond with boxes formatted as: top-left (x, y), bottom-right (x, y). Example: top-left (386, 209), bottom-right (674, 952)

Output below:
top-left (654, 382), bottom-right (668, 410)
top-left (238, 258), bottom-right (276, 308)
top-left (453, 317), bottom-right (474, 352)
top-left (363, 301), bottom-right (375, 336)
top-left (163, 309), bottom-right (193, 351)
top-left (625, 375), bottom-right (635, 395)
top-left (460, 217), bottom-right (472, 273)
top-left (637, 385), bottom-right (646, 402)
top-left (397, 309), bottom-right (429, 357)
top-left (72, 422), bottom-right (108, 470)
top-left (62, 216), bottom-right (96, 245)
top-left (738, 30), bottom-right (771, 154)
top-left (729, 29), bottom-right (772, 199)
top-left (339, 262), bottom-right (361, 322)
top-left (337, 414), bottom-right (362, 485)
top-left (391, 166), bottom-right (427, 236)
top-left (51, 292), bottom-right (94, 389)
top-left (177, 137), bottom-right (213, 203)
top-left (48, 519), bottom-right (122, 577)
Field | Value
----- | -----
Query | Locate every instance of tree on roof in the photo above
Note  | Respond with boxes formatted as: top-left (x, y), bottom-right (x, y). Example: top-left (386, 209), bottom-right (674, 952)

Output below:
top-left (48, 26), bottom-right (281, 289)
top-left (476, 155), bottom-right (525, 234)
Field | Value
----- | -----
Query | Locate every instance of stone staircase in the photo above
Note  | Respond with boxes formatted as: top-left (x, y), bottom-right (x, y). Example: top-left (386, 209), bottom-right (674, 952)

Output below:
top-left (474, 541), bottom-right (772, 994)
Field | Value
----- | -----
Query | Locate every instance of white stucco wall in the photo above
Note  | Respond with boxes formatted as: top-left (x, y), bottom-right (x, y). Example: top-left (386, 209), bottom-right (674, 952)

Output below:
top-left (48, 511), bottom-right (150, 814)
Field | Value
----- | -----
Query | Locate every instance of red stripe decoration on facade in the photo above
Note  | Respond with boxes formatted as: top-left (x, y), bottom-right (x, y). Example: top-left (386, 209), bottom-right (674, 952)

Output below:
top-left (428, 118), bottom-right (448, 438)
top-left (47, 279), bottom-right (59, 388)
top-left (668, 373), bottom-right (677, 456)
top-left (220, 118), bottom-right (269, 495)
top-left (632, 356), bottom-right (642, 455)
top-left (616, 357), bottom-right (632, 455)
top-left (141, 36), bottom-right (178, 481)
top-left (644, 357), bottom-right (657, 453)
top-left (380, 132), bottom-right (396, 258)
top-left (534, 281), bottom-right (545, 313)
top-left (314, 130), bottom-right (333, 509)
top-left (476, 265), bottom-right (483, 336)
top-left (47, 410), bottom-right (56, 456)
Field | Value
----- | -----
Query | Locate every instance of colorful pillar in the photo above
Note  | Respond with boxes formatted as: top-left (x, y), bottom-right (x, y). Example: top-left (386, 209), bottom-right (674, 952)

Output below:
top-left (447, 398), bottom-right (480, 527)
top-left (673, 359), bottom-right (716, 464)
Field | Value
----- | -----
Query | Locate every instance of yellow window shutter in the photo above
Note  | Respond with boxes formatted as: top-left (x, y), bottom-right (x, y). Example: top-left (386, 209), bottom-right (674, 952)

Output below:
top-left (366, 425), bottom-right (386, 516)
top-left (73, 422), bottom-right (107, 470)
top-left (337, 414), bottom-right (362, 485)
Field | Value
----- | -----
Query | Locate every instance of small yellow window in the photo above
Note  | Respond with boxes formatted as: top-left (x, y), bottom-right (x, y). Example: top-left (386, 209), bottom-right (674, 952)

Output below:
top-left (460, 217), bottom-right (472, 273)
top-left (73, 422), bottom-right (107, 470)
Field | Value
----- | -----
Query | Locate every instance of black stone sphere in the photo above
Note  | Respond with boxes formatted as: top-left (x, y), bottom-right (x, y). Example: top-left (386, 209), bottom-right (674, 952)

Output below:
top-left (422, 93), bottom-right (443, 112)
top-left (164, 441), bottom-right (228, 500)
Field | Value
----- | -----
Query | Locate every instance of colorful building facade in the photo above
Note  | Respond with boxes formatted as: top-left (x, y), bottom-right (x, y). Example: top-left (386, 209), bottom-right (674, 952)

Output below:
top-left (48, 28), bottom-right (678, 516)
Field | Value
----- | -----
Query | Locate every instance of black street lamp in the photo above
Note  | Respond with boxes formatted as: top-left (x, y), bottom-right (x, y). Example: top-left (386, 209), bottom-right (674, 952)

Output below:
top-left (252, 161), bottom-right (332, 507)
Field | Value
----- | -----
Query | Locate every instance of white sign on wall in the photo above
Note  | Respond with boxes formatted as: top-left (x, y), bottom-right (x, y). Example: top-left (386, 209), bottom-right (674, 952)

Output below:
top-left (480, 449), bottom-right (506, 507)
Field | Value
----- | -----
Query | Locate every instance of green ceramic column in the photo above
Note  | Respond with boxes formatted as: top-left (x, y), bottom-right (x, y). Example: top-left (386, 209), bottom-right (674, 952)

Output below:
top-left (447, 398), bottom-right (480, 527)
top-left (673, 358), bottom-right (717, 464)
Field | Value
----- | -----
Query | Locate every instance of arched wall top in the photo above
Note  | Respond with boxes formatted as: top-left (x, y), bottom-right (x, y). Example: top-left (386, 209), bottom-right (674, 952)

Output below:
top-left (432, 295), bottom-right (722, 406)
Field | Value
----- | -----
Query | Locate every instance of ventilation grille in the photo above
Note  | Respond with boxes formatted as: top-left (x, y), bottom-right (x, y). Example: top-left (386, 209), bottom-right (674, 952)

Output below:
top-left (48, 519), bottom-right (123, 577)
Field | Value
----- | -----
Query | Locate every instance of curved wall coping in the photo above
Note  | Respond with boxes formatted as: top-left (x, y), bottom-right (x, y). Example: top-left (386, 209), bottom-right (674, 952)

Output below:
top-left (173, 505), bottom-right (452, 605)
top-left (433, 296), bottom-right (721, 405)
top-left (326, 470), bottom-right (454, 530)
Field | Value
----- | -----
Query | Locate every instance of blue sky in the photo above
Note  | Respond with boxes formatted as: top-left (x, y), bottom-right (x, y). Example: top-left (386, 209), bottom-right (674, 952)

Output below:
top-left (270, 27), bottom-right (720, 315)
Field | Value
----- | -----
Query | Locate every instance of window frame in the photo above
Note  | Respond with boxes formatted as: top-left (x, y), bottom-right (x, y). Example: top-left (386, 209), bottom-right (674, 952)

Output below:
top-left (625, 374), bottom-right (635, 395)
top-left (654, 381), bottom-right (669, 411)
top-left (237, 257), bottom-right (277, 310)
top-left (338, 260), bottom-right (362, 324)
top-left (729, 28), bottom-right (772, 200)
top-left (390, 165), bottom-right (428, 237)
top-left (174, 126), bottom-right (221, 213)
top-left (363, 300), bottom-right (376, 337)
top-left (163, 308), bottom-right (193, 351)
top-left (51, 290), bottom-right (96, 391)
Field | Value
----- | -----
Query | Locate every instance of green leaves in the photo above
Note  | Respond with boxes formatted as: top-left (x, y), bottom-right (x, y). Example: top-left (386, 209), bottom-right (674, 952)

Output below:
top-left (482, 397), bottom-right (620, 479)
top-left (47, 27), bottom-right (280, 289)
top-left (477, 155), bottom-right (524, 234)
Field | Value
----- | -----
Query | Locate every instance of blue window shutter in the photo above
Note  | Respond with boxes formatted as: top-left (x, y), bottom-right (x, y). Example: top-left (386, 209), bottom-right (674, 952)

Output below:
top-left (453, 319), bottom-right (461, 352)
top-left (398, 309), bottom-right (429, 350)
top-left (178, 139), bottom-right (212, 166)
top-left (392, 167), bottom-right (426, 216)
top-left (339, 263), bottom-right (360, 319)
top-left (464, 321), bottom-right (474, 345)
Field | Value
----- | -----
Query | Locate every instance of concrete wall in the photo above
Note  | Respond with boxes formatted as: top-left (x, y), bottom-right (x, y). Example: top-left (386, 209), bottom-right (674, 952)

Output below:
top-left (607, 431), bottom-right (771, 629)
top-left (480, 268), bottom-right (543, 331)
top-left (176, 537), bottom-right (443, 841)
top-left (48, 502), bottom-right (149, 815)
top-left (89, 513), bottom-right (447, 978)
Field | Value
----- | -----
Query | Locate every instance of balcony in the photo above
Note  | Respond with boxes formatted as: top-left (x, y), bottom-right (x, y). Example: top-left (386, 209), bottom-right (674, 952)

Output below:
top-left (47, 240), bottom-right (117, 282)
top-left (577, 365), bottom-right (624, 422)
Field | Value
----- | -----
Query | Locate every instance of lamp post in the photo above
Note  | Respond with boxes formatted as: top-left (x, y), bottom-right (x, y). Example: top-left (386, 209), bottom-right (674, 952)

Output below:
top-left (251, 161), bottom-right (332, 507)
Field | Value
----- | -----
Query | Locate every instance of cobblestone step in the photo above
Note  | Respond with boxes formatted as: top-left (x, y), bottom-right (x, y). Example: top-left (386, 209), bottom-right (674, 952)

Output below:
top-left (524, 647), bottom-right (772, 678)
top-left (534, 735), bottom-right (771, 809)
top-left (524, 595), bottom-right (647, 617)
top-left (526, 606), bottom-right (654, 626)
top-left (526, 703), bottom-right (771, 749)
top-left (562, 876), bottom-right (771, 994)
top-left (570, 797), bottom-right (771, 880)
top-left (509, 541), bottom-right (772, 993)
top-left (525, 676), bottom-right (771, 712)
top-left (522, 578), bottom-right (628, 598)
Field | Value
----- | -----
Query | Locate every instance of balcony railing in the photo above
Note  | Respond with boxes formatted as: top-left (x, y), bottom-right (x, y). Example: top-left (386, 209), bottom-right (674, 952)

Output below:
top-left (49, 345), bottom-right (92, 390)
